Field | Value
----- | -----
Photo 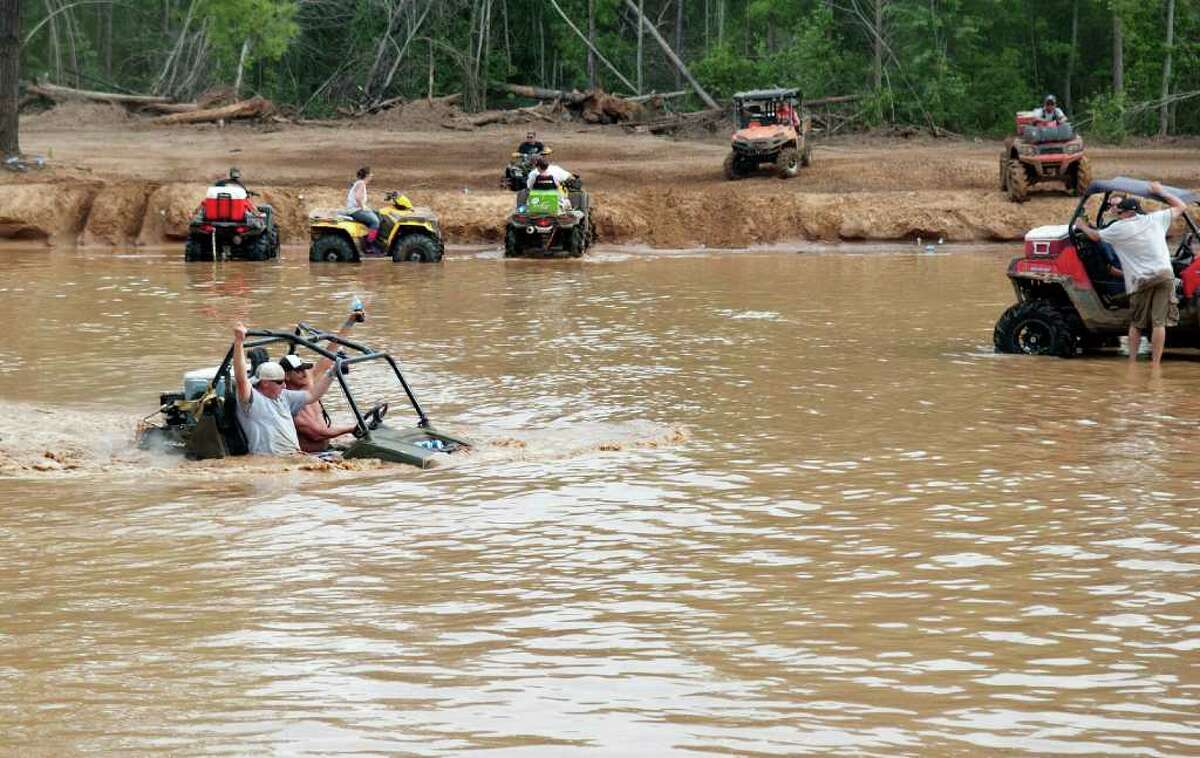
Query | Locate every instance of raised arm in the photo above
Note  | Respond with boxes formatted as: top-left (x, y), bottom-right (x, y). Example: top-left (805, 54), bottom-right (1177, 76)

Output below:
top-left (232, 322), bottom-right (252, 404)
top-left (310, 307), bottom-right (363, 387)
top-left (1149, 181), bottom-right (1188, 219)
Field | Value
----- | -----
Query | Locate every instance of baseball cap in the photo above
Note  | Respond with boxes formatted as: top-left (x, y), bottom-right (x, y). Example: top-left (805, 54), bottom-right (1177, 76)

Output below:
top-left (280, 354), bottom-right (313, 372)
top-left (253, 361), bottom-right (285, 384)
top-left (1117, 197), bottom-right (1144, 214)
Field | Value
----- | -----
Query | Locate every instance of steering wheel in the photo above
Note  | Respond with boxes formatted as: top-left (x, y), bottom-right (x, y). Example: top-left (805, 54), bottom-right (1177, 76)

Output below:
top-left (365, 402), bottom-right (389, 430)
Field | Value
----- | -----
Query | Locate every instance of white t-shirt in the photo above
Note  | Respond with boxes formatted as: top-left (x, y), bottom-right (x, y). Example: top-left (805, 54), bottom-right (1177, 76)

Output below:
top-left (527, 164), bottom-right (573, 190)
top-left (346, 180), bottom-right (367, 211)
top-left (236, 387), bottom-right (309, 455)
top-left (1098, 210), bottom-right (1174, 292)
top-left (1033, 107), bottom-right (1067, 121)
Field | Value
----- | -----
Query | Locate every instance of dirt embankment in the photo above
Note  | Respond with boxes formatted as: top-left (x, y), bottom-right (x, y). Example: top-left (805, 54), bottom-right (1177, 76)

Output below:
top-left (5, 107), bottom-right (1199, 248)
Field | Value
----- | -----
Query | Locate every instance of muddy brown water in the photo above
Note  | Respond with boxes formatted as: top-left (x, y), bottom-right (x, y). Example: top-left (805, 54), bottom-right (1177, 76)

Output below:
top-left (1, 246), bottom-right (1198, 755)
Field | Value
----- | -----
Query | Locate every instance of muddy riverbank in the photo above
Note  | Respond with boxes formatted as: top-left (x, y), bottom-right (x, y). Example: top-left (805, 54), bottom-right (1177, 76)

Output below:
top-left (9, 106), bottom-right (1199, 248)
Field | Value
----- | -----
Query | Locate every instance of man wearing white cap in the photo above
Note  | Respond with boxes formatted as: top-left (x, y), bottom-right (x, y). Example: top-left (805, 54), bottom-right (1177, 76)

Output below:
top-left (232, 322), bottom-right (338, 455)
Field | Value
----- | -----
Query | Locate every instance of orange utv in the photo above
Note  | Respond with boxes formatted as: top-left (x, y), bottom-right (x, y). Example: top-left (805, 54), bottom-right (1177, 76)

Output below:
top-left (723, 88), bottom-right (813, 180)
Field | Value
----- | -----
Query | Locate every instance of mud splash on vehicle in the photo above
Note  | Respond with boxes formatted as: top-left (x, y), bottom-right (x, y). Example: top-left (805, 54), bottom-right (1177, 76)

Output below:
top-left (0, 402), bottom-right (686, 480)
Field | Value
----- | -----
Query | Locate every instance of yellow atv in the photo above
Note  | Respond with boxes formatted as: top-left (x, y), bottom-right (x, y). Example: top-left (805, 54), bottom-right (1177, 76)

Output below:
top-left (309, 191), bottom-right (444, 263)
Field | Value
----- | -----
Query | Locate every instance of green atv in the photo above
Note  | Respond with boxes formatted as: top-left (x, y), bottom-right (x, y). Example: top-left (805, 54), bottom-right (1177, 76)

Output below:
top-left (504, 177), bottom-right (594, 258)
top-left (137, 322), bottom-right (468, 468)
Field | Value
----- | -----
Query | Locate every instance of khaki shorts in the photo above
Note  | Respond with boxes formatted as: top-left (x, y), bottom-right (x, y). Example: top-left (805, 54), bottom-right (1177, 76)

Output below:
top-left (1129, 278), bottom-right (1178, 330)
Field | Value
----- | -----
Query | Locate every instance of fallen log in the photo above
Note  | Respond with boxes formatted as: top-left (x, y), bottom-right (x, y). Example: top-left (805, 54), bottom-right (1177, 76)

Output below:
top-left (492, 83), bottom-right (588, 105)
top-left (25, 81), bottom-right (172, 106)
top-left (140, 101), bottom-right (201, 115)
top-left (628, 90), bottom-right (688, 103)
top-left (151, 97), bottom-right (275, 126)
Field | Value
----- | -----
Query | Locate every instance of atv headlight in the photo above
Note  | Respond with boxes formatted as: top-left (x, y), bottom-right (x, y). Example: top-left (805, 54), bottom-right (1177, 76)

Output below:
top-left (1019, 144), bottom-right (1037, 156)
top-left (1063, 143), bottom-right (1082, 154)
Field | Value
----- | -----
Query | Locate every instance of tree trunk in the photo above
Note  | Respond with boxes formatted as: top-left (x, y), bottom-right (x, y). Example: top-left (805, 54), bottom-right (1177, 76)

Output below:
top-left (587, 0), bottom-right (596, 89)
top-left (1064, 0), bottom-right (1077, 110)
top-left (636, 0), bottom-right (643, 94)
top-left (1159, 0), bottom-right (1175, 136)
top-left (233, 38), bottom-right (250, 98)
top-left (0, 0), bottom-right (19, 158)
top-left (674, 0), bottom-right (684, 90)
top-left (1112, 13), bottom-right (1123, 95)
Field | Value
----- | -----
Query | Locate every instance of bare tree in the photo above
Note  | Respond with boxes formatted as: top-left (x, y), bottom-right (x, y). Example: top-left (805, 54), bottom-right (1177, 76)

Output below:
top-left (1112, 13), bottom-right (1123, 95)
top-left (0, 0), bottom-right (19, 158)
top-left (1159, 0), bottom-right (1175, 136)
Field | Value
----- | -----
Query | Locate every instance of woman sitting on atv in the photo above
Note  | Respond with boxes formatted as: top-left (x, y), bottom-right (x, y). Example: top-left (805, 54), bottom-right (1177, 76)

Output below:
top-left (347, 167), bottom-right (382, 253)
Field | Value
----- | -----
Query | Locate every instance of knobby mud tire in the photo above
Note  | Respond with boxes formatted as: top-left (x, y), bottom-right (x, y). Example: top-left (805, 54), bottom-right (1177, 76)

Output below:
top-left (310, 235), bottom-right (353, 263)
top-left (1006, 159), bottom-right (1030, 203)
top-left (998, 155), bottom-right (1009, 191)
top-left (776, 147), bottom-right (800, 179)
top-left (392, 234), bottom-right (441, 263)
top-left (1071, 157), bottom-right (1093, 197)
top-left (504, 227), bottom-right (521, 257)
top-left (184, 237), bottom-right (207, 262)
top-left (723, 152), bottom-right (743, 181)
top-left (993, 301), bottom-right (1077, 358)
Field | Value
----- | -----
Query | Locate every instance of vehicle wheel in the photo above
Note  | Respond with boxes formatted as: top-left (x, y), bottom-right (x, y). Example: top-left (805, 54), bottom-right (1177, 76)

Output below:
top-left (776, 147), bottom-right (800, 179)
top-left (993, 301), bottom-right (1077, 357)
top-left (999, 155), bottom-right (1009, 191)
top-left (247, 232), bottom-right (271, 261)
top-left (504, 227), bottom-right (521, 257)
top-left (392, 234), bottom-right (441, 263)
top-left (723, 152), bottom-right (743, 181)
top-left (184, 237), bottom-right (207, 262)
top-left (800, 141), bottom-right (812, 167)
top-left (1006, 160), bottom-right (1030, 203)
top-left (268, 224), bottom-right (281, 259)
top-left (310, 234), bottom-right (353, 263)
top-left (1070, 157), bottom-right (1093, 197)
top-left (564, 226), bottom-right (585, 258)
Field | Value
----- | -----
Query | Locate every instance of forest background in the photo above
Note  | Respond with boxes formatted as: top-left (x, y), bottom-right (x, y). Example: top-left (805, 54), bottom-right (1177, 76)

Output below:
top-left (12, 0), bottom-right (1200, 143)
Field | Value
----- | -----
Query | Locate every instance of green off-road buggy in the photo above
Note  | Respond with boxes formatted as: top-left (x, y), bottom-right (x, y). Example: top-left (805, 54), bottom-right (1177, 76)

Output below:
top-left (137, 322), bottom-right (469, 468)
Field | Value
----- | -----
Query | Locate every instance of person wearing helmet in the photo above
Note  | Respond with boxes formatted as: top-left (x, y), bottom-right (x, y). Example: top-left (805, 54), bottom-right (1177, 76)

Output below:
top-left (1033, 95), bottom-right (1067, 123)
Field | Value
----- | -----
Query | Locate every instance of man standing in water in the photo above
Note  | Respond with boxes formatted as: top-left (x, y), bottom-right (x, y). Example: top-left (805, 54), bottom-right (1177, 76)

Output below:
top-left (232, 322), bottom-right (338, 455)
top-left (1074, 181), bottom-right (1189, 365)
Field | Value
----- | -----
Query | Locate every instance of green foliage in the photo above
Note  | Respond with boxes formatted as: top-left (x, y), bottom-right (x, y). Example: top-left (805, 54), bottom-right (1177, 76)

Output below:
top-left (15, 0), bottom-right (1200, 135)
top-left (1085, 90), bottom-right (1129, 144)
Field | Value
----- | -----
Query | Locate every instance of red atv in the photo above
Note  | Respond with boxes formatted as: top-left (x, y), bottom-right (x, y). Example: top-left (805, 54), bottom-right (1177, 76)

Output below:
top-left (994, 177), bottom-right (1200, 357)
top-left (1000, 112), bottom-right (1091, 202)
top-left (184, 182), bottom-right (280, 262)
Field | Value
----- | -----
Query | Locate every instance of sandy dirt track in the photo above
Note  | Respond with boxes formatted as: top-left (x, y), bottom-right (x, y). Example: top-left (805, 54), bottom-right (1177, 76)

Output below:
top-left (5, 102), bottom-right (1199, 249)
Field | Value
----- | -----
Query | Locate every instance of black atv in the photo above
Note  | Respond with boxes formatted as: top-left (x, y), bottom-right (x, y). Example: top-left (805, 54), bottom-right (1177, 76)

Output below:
top-left (504, 176), bottom-right (594, 258)
top-left (184, 184), bottom-right (280, 262)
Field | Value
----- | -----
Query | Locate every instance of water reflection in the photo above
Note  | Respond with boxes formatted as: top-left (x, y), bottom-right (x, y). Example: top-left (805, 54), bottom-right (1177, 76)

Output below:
top-left (0, 247), bottom-right (1197, 755)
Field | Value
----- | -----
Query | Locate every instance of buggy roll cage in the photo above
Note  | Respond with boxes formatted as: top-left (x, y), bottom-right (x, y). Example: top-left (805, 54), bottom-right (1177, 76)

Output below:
top-left (1070, 176), bottom-right (1200, 245)
top-left (207, 322), bottom-right (431, 434)
top-left (731, 88), bottom-right (801, 128)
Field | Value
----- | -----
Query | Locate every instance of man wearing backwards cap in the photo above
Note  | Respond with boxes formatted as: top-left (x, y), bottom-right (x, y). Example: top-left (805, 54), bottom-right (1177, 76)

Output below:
top-left (232, 322), bottom-right (339, 455)
top-left (1075, 181), bottom-right (1190, 365)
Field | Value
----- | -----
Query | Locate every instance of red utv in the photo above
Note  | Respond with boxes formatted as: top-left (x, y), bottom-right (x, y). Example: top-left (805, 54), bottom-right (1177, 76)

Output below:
top-left (1001, 111), bottom-right (1091, 202)
top-left (994, 177), bottom-right (1199, 357)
